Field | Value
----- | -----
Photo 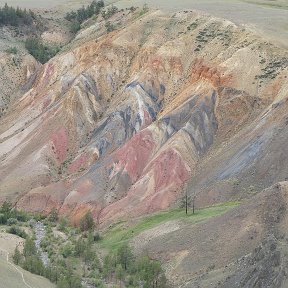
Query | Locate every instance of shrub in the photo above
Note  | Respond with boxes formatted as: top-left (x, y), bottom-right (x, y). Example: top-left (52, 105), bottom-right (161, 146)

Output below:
top-left (5, 47), bottom-right (18, 54)
top-left (7, 225), bottom-right (27, 238)
top-left (28, 219), bottom-right (36, 228)
top-left (70, 21), bottom-right (81, 33)
top-left (25, 37), bottom-right (60, 64)
top-left (23, 236), bottom-right (37, 257)
top-left (59, 217), bottom-right (68, 232)
top-left (116, 243), bottom-right (133, 271)
top-left (101, 5), bottom-right (118, 19)
top-left (7, 217), bottom-right (17, 226)
top-left (15, 210), bottom-right (30, 222)
top-left (136, 256), bottom-right (167, 288)
top-left (13, 246), bottom-right (22, 264)
top-left (61, 243), bottom-right (74, 258)
top-left (22, 254), bottom-right (45, 276)
top-left (0, 213), bottom-right (7, 224)
top-left (93, 231), bottom-right (101, 242)
top-left (105, 21), bottom-right (115, 32)
top-left (139, 3), bottom-right (149, 16)
top-left (0, 201), bottom-right (13, 217)
top-left (48, 208), bottom-right (59, 222)
top-left (80, 211), bottom-right (95, 231)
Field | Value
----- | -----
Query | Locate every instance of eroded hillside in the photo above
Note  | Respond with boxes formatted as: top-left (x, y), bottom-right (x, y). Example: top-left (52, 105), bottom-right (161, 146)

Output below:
top-left (1, 4), bottom-right (288, 287)
top-left (0, 8), bottom-right (287, 223)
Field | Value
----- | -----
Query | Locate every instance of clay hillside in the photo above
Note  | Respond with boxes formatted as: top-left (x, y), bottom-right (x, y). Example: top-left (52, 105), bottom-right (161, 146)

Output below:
top-left (0, 1), bottom-right (288, 287)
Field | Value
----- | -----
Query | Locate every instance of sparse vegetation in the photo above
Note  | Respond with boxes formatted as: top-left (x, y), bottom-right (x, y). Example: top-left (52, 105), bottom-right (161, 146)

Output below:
top-left (1, 197), bottom-right (239, 287)
top-left (255, 58), bottom-right (288, 80)
top-left (101, 5), bottom-right (118, 20)
top-left (80, 211), bottom-right (95, 231)
top-left (8, 207), bottom-right (169, 288)
top-left (194, 25), bottom-right (232, 51)
top-left (6, 225), bottom-right (27, 238)
top-left (105, 21), bottom-right (115, 32)
top-left (65, 0), bottom-right (104, 33)
top-left (25, 37), bottom-right (60, 64)
top-left (5, 47), bottom-right (18, 54)
top-left (0, 3), bottom-right (35, 27)
top-left (187, 20), bottom-right (199, 31)
top-left (0, 201), bottom-right (32, 225)
top-left (139, 3), bottom-right (149, 16)
top-left (103, 243), bottom-right (167, 288)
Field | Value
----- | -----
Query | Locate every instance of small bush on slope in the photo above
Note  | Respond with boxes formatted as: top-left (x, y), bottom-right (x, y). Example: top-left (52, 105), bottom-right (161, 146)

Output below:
top-left (25, 37), bottom-right (60, 64)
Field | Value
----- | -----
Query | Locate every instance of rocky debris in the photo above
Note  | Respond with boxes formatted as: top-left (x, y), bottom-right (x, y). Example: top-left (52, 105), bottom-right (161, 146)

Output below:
top-left (221, 234), bottom-right (287, 288)
top-left (34, 222), bottom-right (49, 267)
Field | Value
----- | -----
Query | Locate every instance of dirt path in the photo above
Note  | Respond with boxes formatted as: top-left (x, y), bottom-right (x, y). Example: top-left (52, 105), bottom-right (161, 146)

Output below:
top-left (0, 248), bottom-right (34, 288)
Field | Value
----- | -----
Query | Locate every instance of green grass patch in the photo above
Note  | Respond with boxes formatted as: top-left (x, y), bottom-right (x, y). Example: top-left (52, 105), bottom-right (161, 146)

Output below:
top-left (100, 201), bottom-right (240, 251)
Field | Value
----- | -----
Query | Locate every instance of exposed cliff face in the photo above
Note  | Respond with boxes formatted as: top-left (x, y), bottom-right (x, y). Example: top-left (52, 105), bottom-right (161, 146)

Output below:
top-left (0, 9), bottom-right (287, 226)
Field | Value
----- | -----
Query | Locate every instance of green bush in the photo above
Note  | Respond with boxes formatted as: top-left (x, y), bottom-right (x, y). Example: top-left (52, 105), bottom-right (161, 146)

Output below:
top-left (25, 37), bottom-right (60, 64)
top-left (101, 5), bottom-right (118, 19)
top-left (92, 231), bottom-right (101, 242)
top-left (59, 217), bottom-right (68, 232)
top-left (16, 210), bottom-right (30, 222)
top-left (102, 243), bottom-right (168, 287)
top-left (70, 21), bottom-right (81, 33)
top-left (13, 246), bottom-right (22, 264)
top-left (7, 225), bottom-right (27, 238)
top-left (136, 256), bottom-right (167, 288)
top-left (7, 217), bottom-right (17, 226)
top-left (105, 21), bottom-right (115, 32)
top-left (48, 208), bottom-right (59, 222)
top-left (80, 211), bottom-right (95, 232)
top-left (0, 201), bottom-right (13, 217)
top-left (0, 213), bottom-right (7, 224)
top-left (5, 47), bottom-right (18, 54)
top-left (61, 243), bottom-right (74, 258)
top-left (23, 255), bottom-right (45, 276)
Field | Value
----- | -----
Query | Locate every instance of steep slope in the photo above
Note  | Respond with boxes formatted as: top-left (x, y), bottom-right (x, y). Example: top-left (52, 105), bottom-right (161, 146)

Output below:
top-left (131, 182), bottom-right (288, 287)
top-left (0, 8), bottom-right (287, 227)
top-left (0, 50), bottom-right (38, 118)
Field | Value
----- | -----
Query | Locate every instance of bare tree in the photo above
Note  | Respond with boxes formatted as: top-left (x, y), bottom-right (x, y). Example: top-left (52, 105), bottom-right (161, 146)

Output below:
top-left (181, 166), bottom-right (198, 215)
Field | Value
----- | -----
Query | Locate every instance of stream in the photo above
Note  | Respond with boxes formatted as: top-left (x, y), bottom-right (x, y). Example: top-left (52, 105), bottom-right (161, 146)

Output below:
top-left (34, 222), bottom-right (49, 267)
